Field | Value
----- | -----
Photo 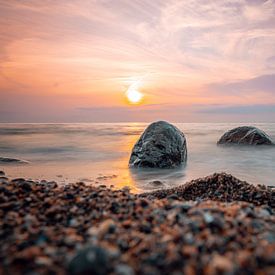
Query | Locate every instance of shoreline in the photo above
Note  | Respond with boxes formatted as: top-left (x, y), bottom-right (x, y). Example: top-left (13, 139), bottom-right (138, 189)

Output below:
top-left (0, 172), bottom-right (274, 274)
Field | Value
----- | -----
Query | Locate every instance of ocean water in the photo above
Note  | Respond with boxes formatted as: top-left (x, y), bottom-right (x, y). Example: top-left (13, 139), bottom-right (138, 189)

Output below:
top-left (0, 123), bottom-right (274, 192)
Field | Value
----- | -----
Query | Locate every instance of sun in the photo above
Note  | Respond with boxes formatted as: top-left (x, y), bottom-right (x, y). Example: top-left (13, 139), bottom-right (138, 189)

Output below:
top-left (126, 84), bottom-right (144, 104)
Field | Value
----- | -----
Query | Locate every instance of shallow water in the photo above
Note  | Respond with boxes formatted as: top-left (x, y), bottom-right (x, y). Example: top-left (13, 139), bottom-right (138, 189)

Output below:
top-left (0, 123), bottom-right (274, 192)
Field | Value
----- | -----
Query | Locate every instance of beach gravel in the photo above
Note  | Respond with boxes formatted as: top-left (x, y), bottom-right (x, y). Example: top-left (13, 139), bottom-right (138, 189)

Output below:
top-left (0, 173), bottom-right (274, 274)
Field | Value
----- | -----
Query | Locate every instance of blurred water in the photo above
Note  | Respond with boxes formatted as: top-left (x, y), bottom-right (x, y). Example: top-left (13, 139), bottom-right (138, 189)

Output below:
top-left (0, 123), bottom-right (274, 192)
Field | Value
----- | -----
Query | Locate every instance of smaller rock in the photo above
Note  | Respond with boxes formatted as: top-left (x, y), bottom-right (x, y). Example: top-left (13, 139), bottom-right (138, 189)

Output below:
top-left (217, 126), bottom-right (274, 145)
top-left (149, 180), bottom-right (164, 187)
top-left (0, 171), bottom-right (5, 176)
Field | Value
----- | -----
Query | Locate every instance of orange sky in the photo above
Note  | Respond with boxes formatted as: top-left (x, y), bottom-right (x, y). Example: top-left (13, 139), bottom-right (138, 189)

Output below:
top-left (0, 0), bottom-right (275, 122)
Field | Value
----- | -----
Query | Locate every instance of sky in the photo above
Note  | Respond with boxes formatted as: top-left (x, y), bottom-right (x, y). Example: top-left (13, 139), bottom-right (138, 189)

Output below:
top-left (0, 0), bottom-right (275, 122)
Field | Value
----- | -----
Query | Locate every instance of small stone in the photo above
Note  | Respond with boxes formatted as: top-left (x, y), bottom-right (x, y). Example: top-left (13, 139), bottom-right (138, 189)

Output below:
top-left (210, 254), bottom-right (233, 273)
top-left (11, 178), bottom-right (26, 183)
top-left (0, 171), bottom-right (5, 176)
top-left (0, 176), bottom-right (8, 183)
top-left (96, 219), bottom-right (116, 238)
top-left (68, 246), bottom-right (109, 275)
top-left (139, 222), bottom-right (151, 234)
top-left (258, 209), bottom-right (271, 218)
top-left (35, 256), bottom-right (53, 266)
top-left (0, 157), bottom-right (29, 164)
top-left (139, 198), bottom-right (149, 208)
top-left (110, 202), bottom-right (120, 214)
top-left (167, 194), bottom-right (179, 200)
top-left (203, 212), bottom-right (214, 223)
top-left (20, 181), bottom-right (32, 192)
top-left (149, 180), bottom-right (164, 187)
top-left (115, 264), bottom-right (134, 275)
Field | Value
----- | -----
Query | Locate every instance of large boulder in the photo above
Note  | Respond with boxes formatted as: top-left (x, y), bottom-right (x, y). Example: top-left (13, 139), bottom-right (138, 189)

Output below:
top-left (217, 126), bottom-right (274, 145)
top-left (129, 121), bottom-right (187, 168)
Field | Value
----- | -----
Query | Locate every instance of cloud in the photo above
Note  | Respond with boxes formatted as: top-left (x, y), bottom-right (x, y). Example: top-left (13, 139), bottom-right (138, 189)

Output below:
top-left (209, 74), bottom-right (275, 94)
top-left (199, 104), bottom-right (275, 114)
top-left (0, 0), bottom-right (275, 122)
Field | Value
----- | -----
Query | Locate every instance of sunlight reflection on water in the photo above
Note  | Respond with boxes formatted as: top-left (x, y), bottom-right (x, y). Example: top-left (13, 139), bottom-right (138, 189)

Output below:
top-left (0, 123), bottom-right (275, 192)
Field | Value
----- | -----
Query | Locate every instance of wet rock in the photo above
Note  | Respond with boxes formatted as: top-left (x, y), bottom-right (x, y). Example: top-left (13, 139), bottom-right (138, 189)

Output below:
top-left (0, 157), bottom-right (29, 164)
top-left (129, 121), bottom-right (187, 168)
top-left (217, 126), bottom-right (274, 145)
top-left (149, 180), bottom-right (164, 187)
top-left (68, 246), bottom-right (109, 275)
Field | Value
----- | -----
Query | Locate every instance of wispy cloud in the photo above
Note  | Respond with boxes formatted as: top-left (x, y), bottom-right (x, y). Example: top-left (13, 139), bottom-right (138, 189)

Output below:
top-left (209, 74), bottom-right (275, 94)
top-left (199, 104), bottom-right (275, 114)
top-left (0, 0), bottom-right (275, 122)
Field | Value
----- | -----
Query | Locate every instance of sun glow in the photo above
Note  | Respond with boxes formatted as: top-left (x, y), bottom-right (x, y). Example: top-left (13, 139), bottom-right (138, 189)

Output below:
top-left (126, 83), bottom-right (144, 104)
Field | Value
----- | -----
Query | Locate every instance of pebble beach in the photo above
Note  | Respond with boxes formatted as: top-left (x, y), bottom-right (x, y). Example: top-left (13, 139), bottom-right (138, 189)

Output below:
top-left (0, 171), bottom-right (274, 275)
top-left (2, 0), bottom-right (275, 274)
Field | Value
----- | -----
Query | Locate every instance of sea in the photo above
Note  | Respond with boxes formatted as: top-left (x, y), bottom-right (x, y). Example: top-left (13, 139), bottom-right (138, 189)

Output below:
top-left (0, 123), bottom-right (275, 192)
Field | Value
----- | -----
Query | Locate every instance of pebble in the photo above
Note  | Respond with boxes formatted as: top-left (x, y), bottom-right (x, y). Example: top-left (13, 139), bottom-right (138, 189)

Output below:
top-left (115, 264), bottom-right (134, 275)
top-left (0, 176), bottom-right (8, 183)
top-left (0, 174), bottom-right (274, 274)
top-left (142, 172), bottom-right (274, 208)
top-left (68, 246), bottom-right (109, 275)
top-left (149, 180), bottom-right (164, 187)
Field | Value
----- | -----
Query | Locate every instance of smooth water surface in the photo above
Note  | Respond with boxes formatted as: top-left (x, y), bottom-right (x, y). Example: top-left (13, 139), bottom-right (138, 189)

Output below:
top-left (0, 123), bottom-right (274, 192)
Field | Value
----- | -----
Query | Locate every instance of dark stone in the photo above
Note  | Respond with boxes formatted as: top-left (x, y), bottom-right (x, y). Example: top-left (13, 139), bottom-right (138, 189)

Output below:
top-left (0, 176), bottom-right (9, 184)
top-left (129, 121), bottom-right (187, 168)
top-left (167, 194), bottom-right (180, 200)
top-left (139, 199), bottom-right (149, 208)
top-left (68, 246), bottom-right (109, 275)
top-left (178, 204), bottom-right (192, 213)
top-left (0, 157), bottom-right (29, 164)
top-left (217, 126), bottom-right (274, 145)
top-left (149, 180), bottom-right (164, 187)
top-left (65, 193), bottom-right (75, 200)
top-left (20, 182), bottom-right (32, 192)
top-left (139, 222), bottom-right (152, 234)
top-left (0, 171), bottom-right (5, 176)
top-left (110, 202), bottom-right (120, 214)
top-left (11, 178), bottom-right (26, 183)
